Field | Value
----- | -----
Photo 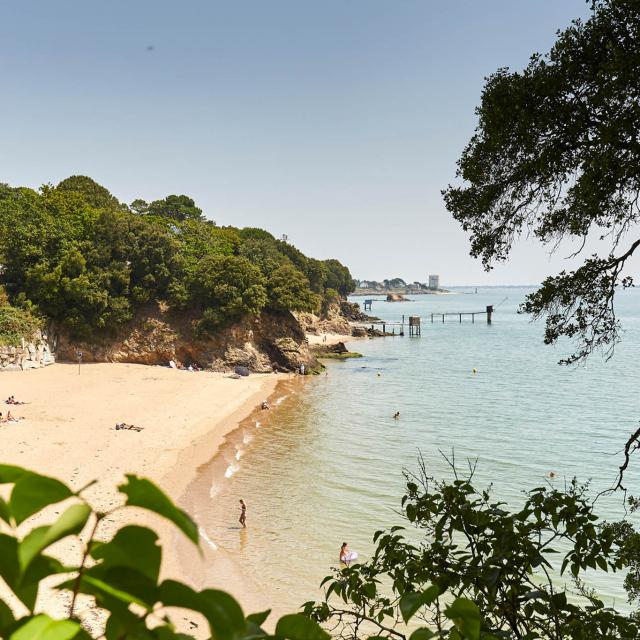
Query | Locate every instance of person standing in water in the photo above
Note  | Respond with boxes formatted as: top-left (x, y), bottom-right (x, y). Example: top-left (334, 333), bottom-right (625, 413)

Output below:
top-left (239, 499), bottom-right (247, 528)
top-left (339, 542), bottom-right (350, 564)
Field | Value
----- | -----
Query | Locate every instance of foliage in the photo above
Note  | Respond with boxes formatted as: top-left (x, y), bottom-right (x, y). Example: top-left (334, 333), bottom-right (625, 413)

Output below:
top-left (0, 304), bottom-right (43, 346)
top-left (323, 260), bottom-right (355, 298)
top-left (134, 194), bottom-right (204, 222)
top-left (56, 176), bottom-right (122, 211)
top-left (266, 264), bottom-right (320, 313)
top-left (306, 456), bottom-right (640, 639)
top-left (0, 463), bottom-right (337, 640)
top-left (0, 176), bottom-right (355, 338)
top-left (188, 255), bottom-right (268, 333)
top-left (443, 0), bottom-right (640, 365)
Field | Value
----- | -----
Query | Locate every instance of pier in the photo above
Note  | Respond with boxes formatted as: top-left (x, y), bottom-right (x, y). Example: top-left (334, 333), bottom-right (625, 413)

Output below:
top-left (430, 305), bottom-right (494, 324)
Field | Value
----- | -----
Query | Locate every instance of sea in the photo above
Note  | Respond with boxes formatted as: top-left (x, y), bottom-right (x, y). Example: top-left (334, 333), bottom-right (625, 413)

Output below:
top-left (188, 287), bottom-right (640, 613)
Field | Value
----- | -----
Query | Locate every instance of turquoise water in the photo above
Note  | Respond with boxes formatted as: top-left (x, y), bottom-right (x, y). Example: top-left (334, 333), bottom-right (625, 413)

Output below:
top-left (191, 287), bottom-right (640, 611)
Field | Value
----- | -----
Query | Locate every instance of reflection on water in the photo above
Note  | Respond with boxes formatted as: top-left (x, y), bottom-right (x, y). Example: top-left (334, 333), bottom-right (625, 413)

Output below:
top-left (188, 287), bottom-right (640, 613)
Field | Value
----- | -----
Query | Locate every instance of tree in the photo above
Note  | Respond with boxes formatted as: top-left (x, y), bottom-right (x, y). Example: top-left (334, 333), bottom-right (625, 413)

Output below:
top-left (443, 0), bottom-right (640, 487)
top-left (443, 0), bottom-right (640, 367)
top-left (266, 264), bottom-right (320, 313)
top-left (56, 176), bottom-right (121, 210)
top-left (307, 456), bottom-right (640, 639)
top-left (144, 194), bottom-right (204, 222)
top-left (188, 255), bottom-right (267, 333)
top-left (323, 259), bottom-right (355, 297)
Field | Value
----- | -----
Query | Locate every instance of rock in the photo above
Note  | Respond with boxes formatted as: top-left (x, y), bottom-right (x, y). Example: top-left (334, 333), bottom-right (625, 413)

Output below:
top-left (234, 366), bottom-right (251, 377)
top-left (53, 306), bottom-right (323, 374)
top-left (386, 293), bottom-right (407, 302)
top-left (351, 327), bottom-right (367, 337)
top-left (332, 342), bottom-right (349, 354)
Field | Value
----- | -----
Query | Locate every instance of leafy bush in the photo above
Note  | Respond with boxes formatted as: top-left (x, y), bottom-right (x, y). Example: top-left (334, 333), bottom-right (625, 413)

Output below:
top-left (0, 463), bottom-right (487, 639)
top-left (306, 456), bottom-right (640, 639)
top-left (190, 255), bottom-right (268, 333)
top-left (0, 464), bottom-right (339, 639)
top-left (0, 305), bottom-right (42, 346)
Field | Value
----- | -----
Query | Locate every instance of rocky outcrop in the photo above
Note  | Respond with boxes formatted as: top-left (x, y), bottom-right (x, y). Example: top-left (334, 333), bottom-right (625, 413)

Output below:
top-left (296, 302), bottom-right (352, 336)
top-left (53, 306), bottom-right (319, 373)
top-left (0, 331), bottom-right (55, 372)
top-left (386, 293), bottom-right (407, 302)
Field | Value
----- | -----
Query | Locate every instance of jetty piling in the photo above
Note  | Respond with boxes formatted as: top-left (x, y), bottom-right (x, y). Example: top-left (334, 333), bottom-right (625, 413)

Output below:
top-left (430, 305), bottom-right (494, 324)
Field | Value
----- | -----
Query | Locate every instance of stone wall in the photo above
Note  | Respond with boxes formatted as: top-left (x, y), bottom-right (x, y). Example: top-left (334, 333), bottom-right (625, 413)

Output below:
top-left (0, 331), bottom-right (55, 372)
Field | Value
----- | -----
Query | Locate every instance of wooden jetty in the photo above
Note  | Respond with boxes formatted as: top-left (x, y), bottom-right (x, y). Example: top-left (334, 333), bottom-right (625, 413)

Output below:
top-left (430, 305), bottom-right (494, 324)
top-left (363, 299), bottom-right (373, 311)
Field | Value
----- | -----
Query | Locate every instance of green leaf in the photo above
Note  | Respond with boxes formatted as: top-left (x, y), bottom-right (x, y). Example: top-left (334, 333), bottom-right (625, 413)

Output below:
top-left (15, 554), bottom-right (67, 612)
top-left (0, 533), bottom-right (20, 588)
top-left (0, 495), bottom-right (11, 524)
top-left (118, 476), bottom-right (198, 544)
top-left (409, 628), bottom-right (436, 640)
top-left (160, 580), bottom-right (247, 640)
top-left (19, 504), bottom-right (91, 572)
top-left (0, 464), bottom-right (30, 484)
top-left (247, 610), bottom-right (272, 627)
top-left (80, 573), bottom-right (151, 609)
top-left (0, 599), bottom-right (15, 631)
top-left (10, 473), bottom-right (72, 524)
top-left (91, 525), bottom-right (161, 582)
top-left (400, 585), bottom-right (439, 623)
top-left (445, 598), bottom-right (481, 640)
top-left (9, 614), bottom-right (83, 640)
top-left (275, 614), bottom-right (330, 640)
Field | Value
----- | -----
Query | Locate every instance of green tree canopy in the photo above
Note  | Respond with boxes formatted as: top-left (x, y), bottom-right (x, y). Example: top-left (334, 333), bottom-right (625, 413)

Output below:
top-left (443, 0), bottom-right (640, 366)
top-left (56, 175), bottom-right (121, 210)
top-left (188, 255), bottom-right (267, 333)
top-left (142, 194), bottom-right (204, 222)
top-left (0, 176), bottom-right (354, 338)
top-left (266, 264), bottom-right (320, 313)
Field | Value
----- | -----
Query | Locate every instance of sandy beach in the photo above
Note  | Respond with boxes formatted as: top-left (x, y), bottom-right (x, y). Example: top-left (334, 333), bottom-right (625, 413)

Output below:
top-left (0, 362), bottom-right (284, 633)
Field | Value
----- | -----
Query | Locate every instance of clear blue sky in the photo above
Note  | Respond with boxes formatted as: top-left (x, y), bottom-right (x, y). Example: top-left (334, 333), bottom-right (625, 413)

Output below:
top-left (1, 1), bottom-right (592, 285)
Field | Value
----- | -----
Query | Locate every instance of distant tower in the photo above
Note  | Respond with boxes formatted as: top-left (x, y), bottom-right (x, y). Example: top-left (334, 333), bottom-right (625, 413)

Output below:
top-left (281, 234), bottom-right (288, 243)
top-left (428, 274), bottom-right (440, 290)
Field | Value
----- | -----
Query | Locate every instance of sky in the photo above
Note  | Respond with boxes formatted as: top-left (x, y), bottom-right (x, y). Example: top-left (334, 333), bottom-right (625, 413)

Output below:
top-left (0, 1), bottom-right (596, 286)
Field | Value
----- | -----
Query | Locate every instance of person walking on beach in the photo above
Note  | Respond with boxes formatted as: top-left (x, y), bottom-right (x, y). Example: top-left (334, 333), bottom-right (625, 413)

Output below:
top-left (239, 499), bottom-right (247, 528)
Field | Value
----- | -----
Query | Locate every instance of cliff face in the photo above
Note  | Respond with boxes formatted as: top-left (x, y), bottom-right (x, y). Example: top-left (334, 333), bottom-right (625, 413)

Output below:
top-left (296, 302), bottom-right (352, 336)
top-left (53, 306), bottom-right (319, 373)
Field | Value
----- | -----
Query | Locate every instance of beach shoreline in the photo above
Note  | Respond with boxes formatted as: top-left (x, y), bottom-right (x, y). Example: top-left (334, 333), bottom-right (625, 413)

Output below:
top-left (0, 362), bottom-right (284, 633)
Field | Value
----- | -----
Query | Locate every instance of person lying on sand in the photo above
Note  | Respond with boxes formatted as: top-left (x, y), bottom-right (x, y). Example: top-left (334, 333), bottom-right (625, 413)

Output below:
top-left (5, 411), bottom-right (21, 423)
top-left (6, 396), bottom-right (26, 405)
top-left (115, 423), bottom-right (144, 432)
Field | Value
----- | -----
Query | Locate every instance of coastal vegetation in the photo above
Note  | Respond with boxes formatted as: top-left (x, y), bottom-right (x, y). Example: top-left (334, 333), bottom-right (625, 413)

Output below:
top-left (0, 178), bottom-right (355, 341)
top-left (307, 456), bottom-right (640, 639)
top-left (0, 289), bottom-right (42, 347)
top-left (443, 0), bottom-right (639, 368)
top-left (0, 464), bottom-right (480, 639)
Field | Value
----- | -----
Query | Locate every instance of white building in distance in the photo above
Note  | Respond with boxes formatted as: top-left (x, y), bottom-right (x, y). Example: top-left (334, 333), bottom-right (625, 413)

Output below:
top-left (428, 274), bottom-right (440, 290)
